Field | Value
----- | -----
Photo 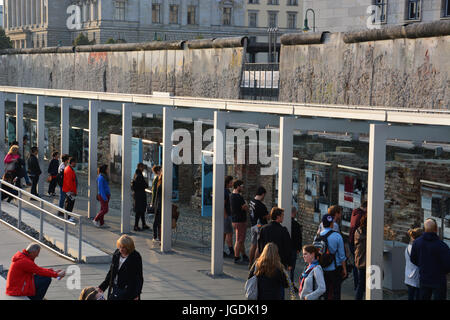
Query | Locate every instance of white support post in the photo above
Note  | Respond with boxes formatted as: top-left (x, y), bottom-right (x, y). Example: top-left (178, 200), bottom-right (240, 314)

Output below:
top-left (278, 117), bottom-right (295, 234)
top-left (121, 103), bottom-right (132, 234)
top-left (0, 92), bottom-right (5, 176)
top-left (211, 111), bottom-right (227, 276)
top-left (36, 96), bottom-right (45, 195)
top-left (16, 94), bottom-right (23, 149)
top-left (60, 98), bottom-right (70, 156)
top-left (366, 124), bottom-right (387, 300)
top-left (161, 107), bottom-right (173, 252)
top-left (87, 100), bottom-right (98, 219)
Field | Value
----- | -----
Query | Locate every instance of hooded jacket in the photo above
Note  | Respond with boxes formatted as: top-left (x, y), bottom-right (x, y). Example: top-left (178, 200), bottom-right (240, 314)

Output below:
top-left (410, 232), bottom-right (450, 288)
top-left (5, 250), bottom-right (59, 297)
top-left (62, 165), bottom-right (77, 195)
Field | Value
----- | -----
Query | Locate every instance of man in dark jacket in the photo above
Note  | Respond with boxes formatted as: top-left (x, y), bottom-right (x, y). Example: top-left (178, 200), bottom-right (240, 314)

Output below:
top-left (258, 207), bottom-right (292, 270)
top-left (27, 146), bottom-right (42, 197)
top-left (410, 218), bottom-right (450, 300)
top-left (290, 207), bottom-right (302, 282)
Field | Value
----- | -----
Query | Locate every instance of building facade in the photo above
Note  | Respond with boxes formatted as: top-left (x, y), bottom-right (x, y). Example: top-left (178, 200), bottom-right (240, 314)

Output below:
top-left (301, 0), bottom-right (450, 33)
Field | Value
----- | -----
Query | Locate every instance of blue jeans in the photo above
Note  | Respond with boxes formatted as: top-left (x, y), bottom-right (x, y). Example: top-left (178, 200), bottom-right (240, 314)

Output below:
top-left (28, 275), bottom-right (52, 300)
top-left (407, 285), bottom-right (420, 300)
top-left (59, 186), bottom-right (66, 208)
top-left (349, 243), bottom-right (359, 290)
top-left (355, 268), bottom-right (366, 300)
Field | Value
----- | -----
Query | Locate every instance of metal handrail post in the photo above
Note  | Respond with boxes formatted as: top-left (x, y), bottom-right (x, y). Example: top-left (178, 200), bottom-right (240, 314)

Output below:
top-left (78, 219), bottom-right (82, 263)
top-left (17, 190), bottom-right (22, 229)
top-left (39, 201), bottom-right (44, 241)
top-left (64, 221), bottom-right (68, 255)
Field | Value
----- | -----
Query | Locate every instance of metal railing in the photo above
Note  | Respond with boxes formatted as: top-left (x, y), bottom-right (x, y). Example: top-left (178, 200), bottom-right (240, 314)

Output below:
top-left (240, 63), bottom-right (280, 101)
top-left (0, 179), bottom-right (83, 262)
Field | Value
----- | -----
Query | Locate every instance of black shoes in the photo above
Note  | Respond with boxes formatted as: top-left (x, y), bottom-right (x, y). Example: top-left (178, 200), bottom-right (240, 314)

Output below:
top-left (134, 226), bottom-right (142, 232)
top-left (142, 225), bottom-right (150, 230)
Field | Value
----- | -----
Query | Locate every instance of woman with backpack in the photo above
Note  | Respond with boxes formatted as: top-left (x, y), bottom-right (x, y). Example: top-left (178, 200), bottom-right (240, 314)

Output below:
top-left (299, 245), bottom-right (326, 300)
top-left (354, 215), bottom-right (367, 300)
top-left (247, 242), bottom-right (289, 300)
top-left (132, 163), bottom-right (150, 232)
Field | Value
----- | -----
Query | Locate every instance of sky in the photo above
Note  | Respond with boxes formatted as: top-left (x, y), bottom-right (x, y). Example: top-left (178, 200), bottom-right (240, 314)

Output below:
top-left (0, 1), bottom-right (3, 6)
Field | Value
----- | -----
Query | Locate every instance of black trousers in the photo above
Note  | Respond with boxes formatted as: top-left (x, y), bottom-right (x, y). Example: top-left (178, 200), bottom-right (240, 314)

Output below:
top-left (30, 174), bottom-right (40, 196)
top-left (153, 213), bottom-right (161, 239)
top-left (324, 267), bottom-right (343, 300)
top-left (64, 196), bottom-right (75, 219)
top-left (48, 177), bottom-right (58, 194)
top-left (135, 210), bottom-right (146, 228)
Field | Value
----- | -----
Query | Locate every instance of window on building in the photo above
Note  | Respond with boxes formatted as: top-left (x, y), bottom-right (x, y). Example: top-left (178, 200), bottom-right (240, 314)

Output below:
top-left (152, 4), bottom-right (161, 23)
top-left (287, 12), bottom-right (297, 28)
top-left (287, 0), bottom-right (298, 5)
top-left (115, 1), bottom-right (125, 21)
top-left (443, 0), bottom-right (450, 17)
top-left (169, 5), bottom-right (179, 24)
top-left (268, 11), bottom-right (278, 27)
top-left (223, 7), bottom-right (232, 25)
top-left (248, 0), bottom-right (259, 4)
top-left (406, 0), bottom-right (421, 20)
top-left (187, 6), bottom-right (196, 25)
top-left (267, 0), bottom-right (279, 4)
top-left (373, 0), bottom-right (387, 23)
top-left (249, 12), bottom-right (258, 27)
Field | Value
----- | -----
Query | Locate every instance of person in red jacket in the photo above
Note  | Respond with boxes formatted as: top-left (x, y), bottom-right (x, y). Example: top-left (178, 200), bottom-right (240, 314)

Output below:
top-left (62, 157), bottom-right (78, 222)
top-left (6, 243), bottom-right (65, 300)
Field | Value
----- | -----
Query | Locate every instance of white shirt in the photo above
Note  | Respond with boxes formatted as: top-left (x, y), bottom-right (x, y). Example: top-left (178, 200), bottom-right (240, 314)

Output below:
top-left (58, 162), bottom-right (66, 173)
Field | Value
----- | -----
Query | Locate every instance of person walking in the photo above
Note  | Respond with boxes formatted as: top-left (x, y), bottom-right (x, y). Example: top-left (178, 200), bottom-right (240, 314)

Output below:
top-left (349, 200), bottom-right (367, 290)
top-left (97, 235), bottom-right (143, 300)
top-left (410, 218), bottom-right (450, 300)
top-left (248, 242), bottom-right (289, 300)
top-left (21, 135), bottom-right (32, 187)
top-left (316, 205), bottom-right (342, 236)
top-left (132, 163), bottom-right (150, 232)
top-left (93, 164), bottom-right (111, 228)
top-left (47, 151), bottom-right (59, 196)
top-left (150, 165), bottom-right (162, 241)
top-left (354, 215), bottom-right (367, 300)
top-left (248, 186), bottom-right (270, 266)
top-left (27, 146), bottom-right (41, 197)
top-left (290, 207), bottom-right (303, 283)
top-left (2, 145), bottom-right (20, 202)
top-left (230, 180), bottom-right (250, 265)
top-left (5, 243), bottom-right (66, 300)
top-left (62, 157), bottom-right (77, 222)
top-left (405, 227), bottom-right (423, 300)
top-left (223, 175), bottom-right (234, 258)
top-left (298, 245), bottom-right (326, 300)
top-left (57, 154), bottom-right (70, 211)
top-left (318, 214), bottom-right (347, 300)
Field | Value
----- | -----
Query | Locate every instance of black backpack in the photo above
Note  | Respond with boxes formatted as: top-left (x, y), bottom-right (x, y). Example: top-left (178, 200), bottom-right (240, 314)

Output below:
top-left (56, 170), bottom-right (64, 187)
top-left (313, 230), bottom-right (337, 268)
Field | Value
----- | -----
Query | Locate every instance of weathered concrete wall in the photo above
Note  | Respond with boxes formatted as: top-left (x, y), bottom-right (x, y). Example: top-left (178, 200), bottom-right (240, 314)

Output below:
top-left (279, 21), bottom-right (450, 109)
top-left (0, 37), bottom-right (247, 99)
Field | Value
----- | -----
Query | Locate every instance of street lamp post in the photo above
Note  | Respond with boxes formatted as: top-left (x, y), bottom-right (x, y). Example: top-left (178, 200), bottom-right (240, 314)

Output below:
top-left (303, 8), bottom-right (316, 33)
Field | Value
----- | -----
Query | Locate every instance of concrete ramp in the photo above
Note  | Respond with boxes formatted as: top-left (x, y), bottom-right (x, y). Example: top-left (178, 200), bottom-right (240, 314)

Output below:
top-left (1, 202), bottom-right (110, 264)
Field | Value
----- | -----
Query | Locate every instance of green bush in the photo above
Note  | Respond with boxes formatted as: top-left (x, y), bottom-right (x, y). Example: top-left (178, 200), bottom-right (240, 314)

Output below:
top-left (0, 28), bottom-right (13, 49)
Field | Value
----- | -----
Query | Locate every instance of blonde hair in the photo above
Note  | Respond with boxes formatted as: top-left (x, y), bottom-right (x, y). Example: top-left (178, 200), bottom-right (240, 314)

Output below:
top-left (116, 235), bottom-right (135, 254)
top-left (255, 242), bottom-right (283, 278)
top-left (8, 145), bottom-right (19, 155)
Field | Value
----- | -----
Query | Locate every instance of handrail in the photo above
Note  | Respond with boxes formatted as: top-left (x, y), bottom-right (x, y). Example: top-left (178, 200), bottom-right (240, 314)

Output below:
top-left (0, 179), bottom-right (83, 262)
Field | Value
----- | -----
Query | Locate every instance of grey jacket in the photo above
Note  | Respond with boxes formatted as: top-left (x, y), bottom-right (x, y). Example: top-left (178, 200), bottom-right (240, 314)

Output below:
top-left (299, 265), bottom-right (326, 300)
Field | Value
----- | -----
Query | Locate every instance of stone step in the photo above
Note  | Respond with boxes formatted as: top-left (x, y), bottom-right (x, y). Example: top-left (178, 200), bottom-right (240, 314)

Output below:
top-left (0, 202), bottom-right (110, 264)
top-left (0, 276), bottom-right (29, 300)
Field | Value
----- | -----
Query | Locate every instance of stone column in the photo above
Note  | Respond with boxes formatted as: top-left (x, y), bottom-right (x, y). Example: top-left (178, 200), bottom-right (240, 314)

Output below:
top-left (163, 0), bottom-right (169, 25)
top-left (36, 0), bottom-right (40, 26)
top-left (40, 0), bottom-right (43, 25)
